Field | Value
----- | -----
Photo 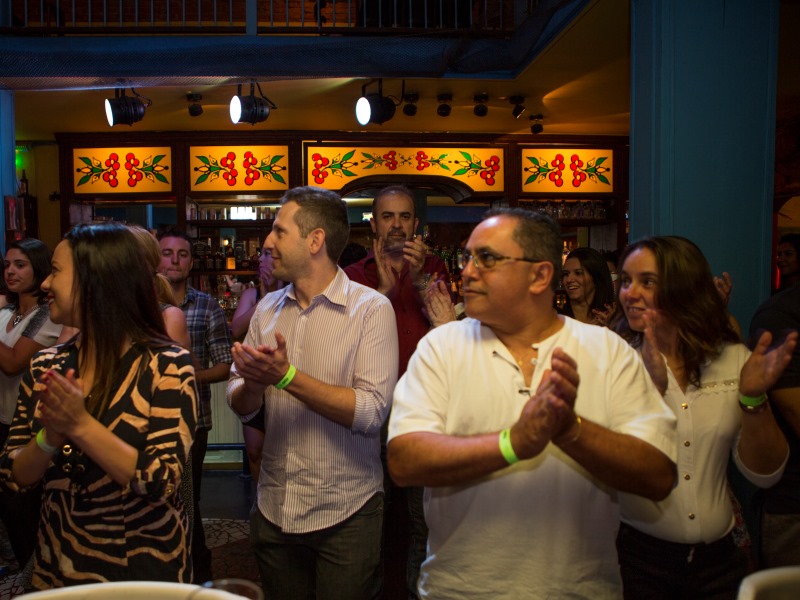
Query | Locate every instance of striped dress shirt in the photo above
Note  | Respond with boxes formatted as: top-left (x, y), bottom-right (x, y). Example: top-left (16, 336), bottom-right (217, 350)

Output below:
top-left (228, 268), bottom-right (398, 533)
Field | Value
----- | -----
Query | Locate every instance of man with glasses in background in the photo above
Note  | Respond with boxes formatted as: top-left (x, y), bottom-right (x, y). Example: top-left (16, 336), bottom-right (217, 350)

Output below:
top-left (387, 208), bottom-right (678, 598)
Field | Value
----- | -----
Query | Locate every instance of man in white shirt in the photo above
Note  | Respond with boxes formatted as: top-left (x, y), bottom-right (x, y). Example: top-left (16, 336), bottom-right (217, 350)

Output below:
top-left (227, 186), bottom-right (398, 599)
top-left (388, 208), bottom-right (678, 599)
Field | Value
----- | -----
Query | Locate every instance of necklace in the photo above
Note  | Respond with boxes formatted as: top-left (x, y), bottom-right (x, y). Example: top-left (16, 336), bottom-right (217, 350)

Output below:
top-left (12, 304), bottom-right (39, 328)
top-left (514, 345), bottom-right (539, 368)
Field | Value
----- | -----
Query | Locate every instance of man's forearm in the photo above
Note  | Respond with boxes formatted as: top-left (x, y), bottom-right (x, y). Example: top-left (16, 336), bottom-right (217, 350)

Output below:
top-left (196, 361), bottom-right (231, 384)
top-left (388, 431), bottom-right (513, 487)
top-left (558, 419), bottom-right (676, 500)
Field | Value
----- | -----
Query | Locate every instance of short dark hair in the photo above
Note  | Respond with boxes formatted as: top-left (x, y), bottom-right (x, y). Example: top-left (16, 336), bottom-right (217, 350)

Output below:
top-left (483, 207), bottom-right (563, 291)
top-left (281, 186), bottom-right (350, 263)
top-left (156, 227), bottom-right (192, 245)
top-left (4, 238), bottom-right (52, 307)
top-left (372, 185), bottom-right (415, 217)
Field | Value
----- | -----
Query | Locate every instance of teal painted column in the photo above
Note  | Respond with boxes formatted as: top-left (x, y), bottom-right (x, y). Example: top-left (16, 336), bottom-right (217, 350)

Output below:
top-left (0, 90), bottom-right (14, 249)
top-left (630, 0), bottom-right (780, 325)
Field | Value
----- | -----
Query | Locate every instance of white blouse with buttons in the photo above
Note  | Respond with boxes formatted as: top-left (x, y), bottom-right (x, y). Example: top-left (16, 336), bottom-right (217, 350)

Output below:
top-left (619, 343), bottom-right (786, 544)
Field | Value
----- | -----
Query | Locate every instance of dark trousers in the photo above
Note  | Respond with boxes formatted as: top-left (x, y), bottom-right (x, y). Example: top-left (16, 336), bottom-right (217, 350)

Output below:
top-left (191, 427), bottom-right (211, 583)
top-left (617, 522), bottom-right (749, 600)
top-left (250, 493), bottom-right (384, 600)
top-left (0, 422), bottom-right (40, 569)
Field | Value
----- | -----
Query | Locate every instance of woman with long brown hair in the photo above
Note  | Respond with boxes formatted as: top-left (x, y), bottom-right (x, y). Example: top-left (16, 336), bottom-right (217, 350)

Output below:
top-left (0, 223), bottom-right (197, 588)
top-left (613, 236), bottom-right (796, 599)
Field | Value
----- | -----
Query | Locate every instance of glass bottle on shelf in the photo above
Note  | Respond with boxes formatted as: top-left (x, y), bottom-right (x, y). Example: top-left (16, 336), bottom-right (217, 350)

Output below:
top-left (205, 239), bottom-right (215, 271)
top-left (225, 243), bottom-right (236, 270)
top-left (214, 246), bottom-right (224, 271)
top-left (18, 170), bottom-right (28, 196)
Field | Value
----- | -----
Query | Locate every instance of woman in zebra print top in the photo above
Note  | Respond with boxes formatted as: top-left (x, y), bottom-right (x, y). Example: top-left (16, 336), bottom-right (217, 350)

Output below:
top-left (0, 222), bottom-right (198, 589)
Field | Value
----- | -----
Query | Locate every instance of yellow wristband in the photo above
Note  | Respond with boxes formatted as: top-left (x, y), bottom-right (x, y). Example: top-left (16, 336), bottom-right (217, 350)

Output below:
top-left (499, 428), bottom-right (520, 465)
top-left (275, 364), bottom-right (297, 390)
top-left (36, 428), bottom-right (58, 454)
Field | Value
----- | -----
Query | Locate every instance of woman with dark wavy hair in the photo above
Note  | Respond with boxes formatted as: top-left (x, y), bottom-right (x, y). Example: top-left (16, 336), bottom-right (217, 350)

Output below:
top-left (560, 246), bottom-right (615, 325)
top-left (0, 223), bottom-right (197, 589)
top-left (0, 238), bottom-right (62, 574)
top-left (613, 235), bottom-right (797, 599)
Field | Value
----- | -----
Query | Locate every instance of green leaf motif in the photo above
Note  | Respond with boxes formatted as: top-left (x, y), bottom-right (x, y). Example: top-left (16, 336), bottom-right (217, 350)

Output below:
top-left (454, 168), bottom-right (468, 176)
top-left (78, 175), bottom-right (91, 186)
top-left (525, 175), bottom-right (536, 185)
top-left (155, 173), bottom-right (169, 184)
top-left (597, 173), bottom-right (610, 185)
top-left (459, 151), bottom-right (472, 161)
top-left (197, 156), bottom-right (210, 165)
top-left (342, 170), bottom-right (356, 177)
top-left (596, 157), bottom-right (607, 166)
top-left (273, 173), bottom-right (286, 185)
top-left (342, 150), bottom-right (356, 162)
top-left (195, 173), bottom-right (210, 185)
top-left (528, 157), bottom-right (541, 166)
top-left (79, 156), bottom-right (93, 167)
top-left (153, 154), bottom-right (166, 164)
top-left (270, 155), bottom-right (284, 165)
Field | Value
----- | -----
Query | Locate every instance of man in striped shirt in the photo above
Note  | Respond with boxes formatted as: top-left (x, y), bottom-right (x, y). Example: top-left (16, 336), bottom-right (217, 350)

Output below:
top-left (228, 186), bottom-right (399, 599)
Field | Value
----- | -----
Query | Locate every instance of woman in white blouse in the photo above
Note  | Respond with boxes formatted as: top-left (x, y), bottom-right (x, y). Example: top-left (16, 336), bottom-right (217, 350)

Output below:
top-left (613, 236), bottom-right (797, 600)
top-left (0, 238), bottom-right (62, 573)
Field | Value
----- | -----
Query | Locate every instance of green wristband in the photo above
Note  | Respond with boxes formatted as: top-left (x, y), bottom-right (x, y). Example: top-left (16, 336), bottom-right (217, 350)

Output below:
top-left (36, 428), bottom-right (58, 454)
top-left (499, 428), bottom-right (520, 465)
top-left (739, 393), bottom-right (767, 408)
top-left (275, 364), bottom-right (297, 390)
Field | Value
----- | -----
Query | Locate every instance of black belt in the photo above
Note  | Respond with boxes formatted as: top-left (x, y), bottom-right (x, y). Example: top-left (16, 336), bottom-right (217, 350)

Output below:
top-left (618, 522), bottom-right (737, 564)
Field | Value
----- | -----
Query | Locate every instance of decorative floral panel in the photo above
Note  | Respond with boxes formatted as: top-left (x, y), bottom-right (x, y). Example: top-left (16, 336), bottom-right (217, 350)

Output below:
top-left (73, 147), bottom-right (172, 193)
top-left (521, 148), bottom-right (613, 193)
top-left (305, 146), bottom-right (504, 192)
top-left (190, 146), bottom-right (289, 192)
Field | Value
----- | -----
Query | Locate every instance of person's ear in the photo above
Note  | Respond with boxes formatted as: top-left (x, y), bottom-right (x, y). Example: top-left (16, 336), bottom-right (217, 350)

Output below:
top-left (307, 228), bottom-right (327, 256)
top-left (529, 261), bottom-right (555, 295)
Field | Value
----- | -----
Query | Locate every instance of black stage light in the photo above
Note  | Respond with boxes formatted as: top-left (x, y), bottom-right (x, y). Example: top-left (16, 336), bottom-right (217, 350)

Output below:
top-left (105, 88), bottom-right (149, 127)
top-left (356, 93), bottom-right (396, 125)
top-left (230, 82), bottom-right (276, 125)
top-left (402, 93), bottom-right (419, 117)
top-left (437, 93), bottom-right (453, 117)
top-left (510, 95), bottom-right (526, 119)
top-left (187, 92), bottom-right (203, 117)
top-left (473, 93), bottom-right (489, 117)
top-left (530, 113), bottom-right (544, 134)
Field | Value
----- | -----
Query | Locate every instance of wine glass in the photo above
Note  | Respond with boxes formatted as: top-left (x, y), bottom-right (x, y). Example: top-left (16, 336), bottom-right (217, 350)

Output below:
top-left (188, 578), bottom-right (264, 599)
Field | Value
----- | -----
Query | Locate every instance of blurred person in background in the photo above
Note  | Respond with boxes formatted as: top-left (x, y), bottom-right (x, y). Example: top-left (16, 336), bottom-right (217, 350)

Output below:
top-left (0, 238), bottom-right (62, 576)
top-left (560, 246), bottom-right (615, 326)
top-left (231, 238), bottom-right (285, 483)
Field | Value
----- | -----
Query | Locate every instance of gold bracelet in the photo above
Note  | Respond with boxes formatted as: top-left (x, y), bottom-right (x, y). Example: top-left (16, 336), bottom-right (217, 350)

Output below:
top-left (558, 415), bottom-right (582, 447)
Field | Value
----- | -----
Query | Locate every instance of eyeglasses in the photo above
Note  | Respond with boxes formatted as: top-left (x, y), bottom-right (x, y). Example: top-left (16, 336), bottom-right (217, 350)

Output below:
top-left (462, 249), bottom-right (542, 270)
top-left (258, 249), bottom-right (271, 258)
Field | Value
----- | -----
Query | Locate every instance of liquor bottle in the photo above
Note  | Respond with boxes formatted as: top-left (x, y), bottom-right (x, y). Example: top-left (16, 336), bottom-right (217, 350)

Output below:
top-left (214, 246), bottom-right (224, 271)
top-left (225, 243), bottom-right (236, 270)
top-left (204, 241), bottom-right (214, 271)
top-left (18, 170), bottom-right (28, 196)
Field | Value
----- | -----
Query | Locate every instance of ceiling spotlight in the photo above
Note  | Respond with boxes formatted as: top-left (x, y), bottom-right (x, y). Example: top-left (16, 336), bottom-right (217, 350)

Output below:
top-left (104, 87), bottom-right (151, 127)
top-left (356, 79), bottom-right (396, 126)
top-left (402, 93), bottom-right (419, 117)
top-left (437, 93), bottom-right (453, 117)
top-left (187, 92), bottom-right (203, 117)
top-left (510, 95), bottom-right (526, 119)
top-left (230, 81), bottom-right (277, 125)
top-left (530, 113), bottom-right (544, 134)
top-left (473, 93), bottom-right (489, 117)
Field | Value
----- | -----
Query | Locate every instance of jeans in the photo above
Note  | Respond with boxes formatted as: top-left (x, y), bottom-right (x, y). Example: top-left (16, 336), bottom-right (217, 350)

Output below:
top-left (617, 522), bottom-right (749, 600)
top-left (250, 493), bottom-right (384, 600)
top-left (191, 427), bottom-right (212, 583)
